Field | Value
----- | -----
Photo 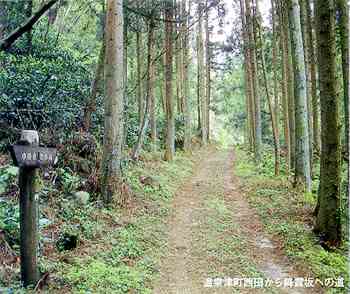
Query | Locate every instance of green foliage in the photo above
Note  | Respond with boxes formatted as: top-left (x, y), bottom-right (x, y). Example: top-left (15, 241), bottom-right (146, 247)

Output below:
top-left (0, 165), bottom-right (18, 194)
top-left (236, 147), bottom-right (349, 293)
top-left (57, 168), bottom-right (81, 195)
top-left (63, 259), bottom-right (151, 294)
top-left (0, 200), bottom-right (20, 247)
top-left (0, 29), bottom-right (93, 140)
top-left (43, 152), bottom-right (195, 293)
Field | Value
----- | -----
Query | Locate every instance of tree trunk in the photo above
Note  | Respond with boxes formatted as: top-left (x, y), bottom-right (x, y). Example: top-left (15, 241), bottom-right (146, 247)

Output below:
top-left (271, 0), bottom-right (281, 176)
top-left (300, 0), bottom-right (313, 170)
top-left (205, 0), bottom-right (211, 141)
top-left (182, 0), bottom-right (191, 151)
top-left (258, 5), bottom-right (280, 176)
top-left (164, 2), bottom-right (175, 161)
top-left (239, 0), bottom-right (255, 151)
top-left (101, 0), bottom-right (124, 205)
top-left (83, 41), bottom-right (105, 132)
top-left (176, 2), bottom-right (182, 114)
top-left (136, 15), bottom-right (144, 127)
top-left (245, 0), bottom-right (261, 161)
top-left (132, 19), bottom-right (155, 159)
top-left (314, 0), bottom-right (342, 246)
top-left (288, 0), bottom-right (311, 192)
top-left (336, 0), bottom-right (349, 155)
top-left (123, 16), bottom-right (128, 148)
top-left (306, 0), bottom-right (320, 153)
top-left (197, 2), bottom-right (207, 145)
top-left (281, 0), bottom-right (296, 172)
top-left (149, 23), bottom-right (157, 152)
top-left (278, 0), bottom-right (291, 173)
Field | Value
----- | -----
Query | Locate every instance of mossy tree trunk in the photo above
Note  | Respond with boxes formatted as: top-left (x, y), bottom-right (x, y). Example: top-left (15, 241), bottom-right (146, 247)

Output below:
top-left (336, 0), bottom-right (349, 156)
top-left (314, 0), bottom-right (342, 246)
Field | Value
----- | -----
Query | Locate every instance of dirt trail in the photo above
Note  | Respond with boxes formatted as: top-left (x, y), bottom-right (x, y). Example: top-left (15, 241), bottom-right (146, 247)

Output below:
top-left (153, 148), bottom-right (320, 294)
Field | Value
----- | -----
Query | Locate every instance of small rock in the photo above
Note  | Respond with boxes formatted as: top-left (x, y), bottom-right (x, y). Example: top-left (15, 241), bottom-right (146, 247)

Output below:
top-left (73, 191), bottom-right (90, 205)
top-left (139, 176), bottom-right (160, 189)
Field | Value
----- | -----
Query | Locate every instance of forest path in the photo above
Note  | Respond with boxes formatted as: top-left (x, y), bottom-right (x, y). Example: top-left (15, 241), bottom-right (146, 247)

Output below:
top-left (153, 147), bottom-right (320, 294)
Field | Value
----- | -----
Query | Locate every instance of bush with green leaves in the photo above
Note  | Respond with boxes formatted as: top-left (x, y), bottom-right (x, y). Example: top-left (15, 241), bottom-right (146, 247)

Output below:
top-left (0, 29), bottom-right (94, 144)
top-left (0, 200), bottom-right (20, 247)
top-left (0, 165), bottom-right (18, 195)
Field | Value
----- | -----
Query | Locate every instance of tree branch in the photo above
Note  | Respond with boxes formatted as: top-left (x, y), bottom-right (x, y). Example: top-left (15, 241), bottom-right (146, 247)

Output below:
top-left (0, 0), bottom-right (58, 51)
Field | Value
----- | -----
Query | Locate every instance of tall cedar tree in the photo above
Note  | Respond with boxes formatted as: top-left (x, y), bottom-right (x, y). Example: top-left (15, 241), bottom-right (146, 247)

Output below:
top-left (245, 0), bottom-right (261, 160)
top-left (164, 1), bottom-right (175, 161)
top-left (314, 0), bottom-right (342, 246)
top-left (101, 0), bottom-right (124, 205)
top-left (288, 0), bottom-right (311, 192)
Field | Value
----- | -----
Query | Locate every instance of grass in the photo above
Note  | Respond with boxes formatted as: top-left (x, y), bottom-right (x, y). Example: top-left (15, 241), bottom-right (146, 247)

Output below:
top-left (235, 145), bottom-right (349, 294)
top-left (0, 150), bottom-right (195, 293)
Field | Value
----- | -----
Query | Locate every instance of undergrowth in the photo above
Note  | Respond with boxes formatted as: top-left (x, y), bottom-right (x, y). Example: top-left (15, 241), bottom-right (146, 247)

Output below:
top-left (0, 150), bottom-right (195, 293)
top-left (235, 145), bottom-right (349, 294)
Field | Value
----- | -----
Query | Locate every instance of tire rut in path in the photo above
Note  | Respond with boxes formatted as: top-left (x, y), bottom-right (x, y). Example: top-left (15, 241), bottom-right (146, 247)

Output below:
top-left (153, 148), bottom-right (320, 294)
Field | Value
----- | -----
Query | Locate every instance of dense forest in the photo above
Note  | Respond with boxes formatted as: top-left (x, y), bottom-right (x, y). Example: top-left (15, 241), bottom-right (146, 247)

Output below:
top-left (0, 0), bottom-right (349, 293)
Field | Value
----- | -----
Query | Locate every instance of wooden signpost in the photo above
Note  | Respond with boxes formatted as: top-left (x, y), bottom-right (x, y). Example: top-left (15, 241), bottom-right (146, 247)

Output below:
top-left (9, 130), bottom-right (57, 287)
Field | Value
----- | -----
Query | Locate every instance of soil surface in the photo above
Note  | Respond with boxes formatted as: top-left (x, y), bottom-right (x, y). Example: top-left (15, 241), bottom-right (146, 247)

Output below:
top-left (153, 148), bottom-right (321, 294)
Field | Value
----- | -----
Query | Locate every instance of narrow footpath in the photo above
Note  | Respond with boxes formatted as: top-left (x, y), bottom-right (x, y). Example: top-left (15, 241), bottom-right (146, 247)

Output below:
top-left (153, 147), bottom-right (321, 294)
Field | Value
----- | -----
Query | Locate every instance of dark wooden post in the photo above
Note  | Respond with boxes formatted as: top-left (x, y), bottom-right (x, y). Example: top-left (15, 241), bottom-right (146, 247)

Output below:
top-left (18, 130), bottom-right (40, 287)
top-left (9, 130), bottom-right (57, 287)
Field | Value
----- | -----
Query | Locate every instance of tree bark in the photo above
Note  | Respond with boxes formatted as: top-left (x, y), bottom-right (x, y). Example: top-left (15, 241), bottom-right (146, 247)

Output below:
top-left (136, 8), bottom-right (144, 127)
top-left (300, 0), bottom-right (313, 170)
top-left (101, 0), bottom-right (124, 205)
top-left (83, 41), bottom-right (105, 132)
top-left (245, 0), bottom-right (261, 161)
top-left (280, 0), bottom-right (296, 172)
top-left (258, 4), bottom-right (280, 176)
top-left (314, 0), bottom-right (342, 246)
top-left (176, 2), bottom-right (183, 114)
top-left (240, 0), bottom-right (255, 151)
top-left (288, 0), bottom-right (312, 192)
top-left (305, 0), bottom-right (320, 152)
top-left (132, 19), bottom-right (155, 159)
top-left (336, 0), bottom-right (349, 155)
top-left (271, 0), bottom-right (280, 176)
top-left (123, 16), bottom-right (128, 148)
top-left (164, 2), bottom-right (175, 161)
top-left (182, 0), bottom-right (192, 151)
top-left (197, 1), bottom-right (207, 145)
top-left (149, 21), bottom-right (157, 152)
top-left (205, 0), bottom-right (211, 141)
